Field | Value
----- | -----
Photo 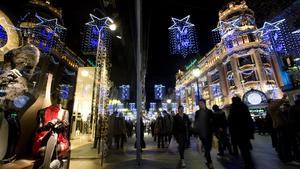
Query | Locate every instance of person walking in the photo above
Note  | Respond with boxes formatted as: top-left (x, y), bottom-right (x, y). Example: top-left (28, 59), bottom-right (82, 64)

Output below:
top-left (155, 112), bottom-right (166, 148)
top-left (163, 110), bottom-right (173, 144)
top-left (173, 105), bottom-right (189, 168)
top-left (212, 104), bottom-right (231, 156)
top-left (114, 112), bottom-right (126, 149)
top-left (228, 96), bottom-right (254, 169)
top-left (194, 99), bottom-right (215, 169)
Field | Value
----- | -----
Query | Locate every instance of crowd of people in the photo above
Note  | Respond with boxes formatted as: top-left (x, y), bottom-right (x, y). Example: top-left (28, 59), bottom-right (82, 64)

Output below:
top-left (149, 95), bottom-right (300, 169)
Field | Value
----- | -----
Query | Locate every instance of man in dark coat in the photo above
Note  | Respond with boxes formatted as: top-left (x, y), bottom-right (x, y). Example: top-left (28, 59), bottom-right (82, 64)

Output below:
top-left (228, 96), bottom-right (254, 169)
top-left (194, 99), bottom-right (215, 169)
top-left (173, 105), bottom-right (189, 168)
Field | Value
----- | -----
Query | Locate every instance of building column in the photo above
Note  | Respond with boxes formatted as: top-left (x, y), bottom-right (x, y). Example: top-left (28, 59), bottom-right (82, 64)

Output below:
top-left (217, 63), bottom-right (229, 105)
top-left (253, 50), bottom-right (267, 91)
top-left (231, 55), bottom-right (243, 97)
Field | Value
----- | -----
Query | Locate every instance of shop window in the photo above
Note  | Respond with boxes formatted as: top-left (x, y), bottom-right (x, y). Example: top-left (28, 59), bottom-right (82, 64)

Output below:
top-left (238, 55), bottom-right (253, 67)
top-left (227, 73), bottom-right (235, 87)
top-left (238, 37), bottom-right (244, 45)
top-left (241, 70), bottom-right (257, 82)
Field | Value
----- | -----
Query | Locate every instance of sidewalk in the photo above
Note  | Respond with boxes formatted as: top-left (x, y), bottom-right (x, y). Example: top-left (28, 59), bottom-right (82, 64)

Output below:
top-left (69, 134), bottom-right (300, 169)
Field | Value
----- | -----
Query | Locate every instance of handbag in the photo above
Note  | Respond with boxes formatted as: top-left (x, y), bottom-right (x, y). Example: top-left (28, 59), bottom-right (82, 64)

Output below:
top-left (168, 137), bottom-right (178, 154)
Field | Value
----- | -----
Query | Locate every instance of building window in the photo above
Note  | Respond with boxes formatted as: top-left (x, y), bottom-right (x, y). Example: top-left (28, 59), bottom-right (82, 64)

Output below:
top-left (211, 71), bottom-right (219, 82)
top-left (261, 54), bottom-right (269, 64)
top-left (211, 83), bottom-right (222, 97)
top-left (227, 73), bottom-right (235, 87)
top-left (248, 33), bottom-right (256, 42)
top-left (242, 35), bottom-right (249, 43)
top-left (238, 55), bottom-right (253, 67)
top-left (241, 70), bottom-right (257, 82)
top-left (226, 62), bottom-right (232, 72)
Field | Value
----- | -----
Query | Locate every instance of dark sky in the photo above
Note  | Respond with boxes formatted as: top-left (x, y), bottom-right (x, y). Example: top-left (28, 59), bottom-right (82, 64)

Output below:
top-left (0, 0), bottom-right (297, 104)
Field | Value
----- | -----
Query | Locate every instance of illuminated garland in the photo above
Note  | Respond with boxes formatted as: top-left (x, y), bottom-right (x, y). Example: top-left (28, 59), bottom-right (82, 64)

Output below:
top-left (168, 15), bottom-right (198, 57)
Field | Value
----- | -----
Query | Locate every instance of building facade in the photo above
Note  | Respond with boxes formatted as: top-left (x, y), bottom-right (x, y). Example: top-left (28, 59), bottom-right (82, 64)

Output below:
top-left (176, 1), bottom-right (283, 115)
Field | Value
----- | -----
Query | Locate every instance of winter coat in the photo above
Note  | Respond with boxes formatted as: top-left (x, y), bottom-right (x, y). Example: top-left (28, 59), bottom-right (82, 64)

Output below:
top-left (268, 99), bottom-right (286, 128)
top-left (194, 108), bottom-right (214, 139)
top-left (228, 102), bottom-right (254, 144)
top-left (213, 110), bottom-right (227, 131)
top-left (154, 116), bottom-right (166, 135)
top-left (164, 114), bottom-right (173, 134)
top-left (172, 113), bottom-right (189, 139)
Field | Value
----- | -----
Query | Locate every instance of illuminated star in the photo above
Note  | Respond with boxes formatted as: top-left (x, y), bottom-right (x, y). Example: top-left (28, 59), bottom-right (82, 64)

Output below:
top-left (0, 17), bottom-right (20, 33)
top-left (253, 19), bottom-right (285, 37)
top-left (168, 15), bottom-right (194, 34)
top-left (35, 14), bottom-right (66, 34)
top-left (292, 29), bottom-right (300, 34)
top-left (214, 19), bottom-right (239, 35)
top-left (85, 14), bottom-right (113, 32)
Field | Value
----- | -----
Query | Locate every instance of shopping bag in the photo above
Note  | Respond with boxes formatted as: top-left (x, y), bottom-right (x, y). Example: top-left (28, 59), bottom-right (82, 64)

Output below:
top-left (168, 137), bottom-right (178, 154)
top-left (196, 137), bottom-right (203, 153)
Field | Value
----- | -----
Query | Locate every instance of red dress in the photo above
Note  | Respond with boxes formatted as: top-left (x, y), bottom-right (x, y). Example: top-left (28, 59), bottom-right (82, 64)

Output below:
top-left (32, 105), bottom-right (69, 156)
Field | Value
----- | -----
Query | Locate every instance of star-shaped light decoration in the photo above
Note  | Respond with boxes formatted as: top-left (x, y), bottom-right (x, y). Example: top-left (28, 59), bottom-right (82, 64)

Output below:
top-left (85, 14), bottom-right (113, 33)
top-left (35, 14), bottom-right (66, 34)
top-left (0, 17), bottom-right (20, 34)
top-left (292, 29), bottom-right (300, 34)
top-left (168, 15), bottom-right (194, 34)
top-left (212, 18), bottom-right (239, 36)
top-left (253, 19), bottom-right (285, 37)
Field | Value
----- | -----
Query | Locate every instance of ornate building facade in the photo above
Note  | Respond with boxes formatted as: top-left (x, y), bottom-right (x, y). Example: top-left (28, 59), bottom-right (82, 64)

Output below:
top-left (176, 1), bottom-right (283, 114)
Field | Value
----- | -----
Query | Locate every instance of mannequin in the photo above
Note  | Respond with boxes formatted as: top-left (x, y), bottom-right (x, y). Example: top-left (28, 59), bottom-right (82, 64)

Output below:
top-left (0, 44), bottom-right (40, 162)
top-left (32, 103), bottom-right (69, 169)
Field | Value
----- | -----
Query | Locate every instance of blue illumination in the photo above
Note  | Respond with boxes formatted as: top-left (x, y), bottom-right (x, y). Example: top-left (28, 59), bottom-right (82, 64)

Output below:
top-left (253, 19), bottom-right (285, 37)
top-left (119, 85), bottom-right (130, 100)
top-left (169, 15), bottom-right (198, 57)
top-left (154, 84), bottom-right (165, 100)
top-left (60, 84), bottom-right (70, 100)
top-left (35, 14), bottom-right (66, 34)
top-left (82, 14), bottom-right (112, 54)
top-left (0, 25), bottom-right (7, 48)
top-left (129, 103), bottom-right (136, 111)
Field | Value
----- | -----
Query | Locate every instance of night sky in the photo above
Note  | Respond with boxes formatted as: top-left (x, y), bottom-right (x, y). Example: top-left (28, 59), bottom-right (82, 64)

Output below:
top-left (0, 0), bottom-right (297, 104)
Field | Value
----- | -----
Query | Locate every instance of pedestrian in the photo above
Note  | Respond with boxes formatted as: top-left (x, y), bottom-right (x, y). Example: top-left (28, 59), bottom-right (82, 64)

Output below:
top-left (163, 110), bottom-right (173, 144)
top-left (228, 96), bottom-right (254, 169)
top-left (155, 112), bottom-right (166, 148)
top-left (173, 105), bottom-right (189, 168)
top-left (114, 112), bottom-right (126, 149)
top-left (269, 93), bottom-right (300, 166)
top-left (212, 104), bottom-right (231, 156)
top-left (194, 99), bottom-right (215, 169)
top-left (289, 95), bottom-right (300, 161)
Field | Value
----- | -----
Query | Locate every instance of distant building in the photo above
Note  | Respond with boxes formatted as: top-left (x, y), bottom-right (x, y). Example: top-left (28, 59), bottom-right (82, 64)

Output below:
top-left (176, 1), bottom-right (283, 115)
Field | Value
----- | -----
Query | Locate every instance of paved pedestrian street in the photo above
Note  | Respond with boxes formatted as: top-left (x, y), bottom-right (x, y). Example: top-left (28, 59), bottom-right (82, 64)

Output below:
top-left (69, 134), bottom-right (300, 169)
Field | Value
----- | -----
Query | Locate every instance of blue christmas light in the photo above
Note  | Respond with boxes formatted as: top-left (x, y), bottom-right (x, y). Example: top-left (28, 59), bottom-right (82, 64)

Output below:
top-left (82, 14), bottom-right (112, 55)
top-left (0, 25), bottom-right (7, 48)
top-left (154, 84), bottom-right (165, 100)
top-left (119, 85), bottom-right (130, 100)
top-left (35, 14), bottom-right (66, 34)
top-left (129, 103), bottom-right (136, 111)
top-left (253, 19), bottom-right (285, 37)
top-left (169, 15), bottom-right (198, 57)
top-left (60, 84), bottom-right (70, 100)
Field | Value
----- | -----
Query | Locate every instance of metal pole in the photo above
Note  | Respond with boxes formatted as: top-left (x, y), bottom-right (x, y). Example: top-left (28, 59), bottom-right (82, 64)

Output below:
top-left (196, 80), bottom-right (200, 101)
top-left (136, 0), bottom-right (142, 166)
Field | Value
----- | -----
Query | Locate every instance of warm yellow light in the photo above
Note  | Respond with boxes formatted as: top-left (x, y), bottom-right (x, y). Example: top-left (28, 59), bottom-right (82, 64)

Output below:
top-left (81, 70), bottom-right (89, 77)
top-left (109, 23), bottom-right (117, 31)
top-left (192, 68), bottom-right (201, 78)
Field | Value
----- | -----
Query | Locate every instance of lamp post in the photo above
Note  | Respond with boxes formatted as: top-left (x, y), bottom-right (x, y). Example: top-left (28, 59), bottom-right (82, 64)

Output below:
top-left (192, 68), bottom-right (201, 103)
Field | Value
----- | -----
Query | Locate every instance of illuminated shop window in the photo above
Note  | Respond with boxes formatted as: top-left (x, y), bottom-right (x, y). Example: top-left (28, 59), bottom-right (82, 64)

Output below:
top-left (227, 72), bottom-right (235, 87)
top-left (238, 55), bottom-right (253, 67)
top-left (211, 83), bottom-right (222, 97)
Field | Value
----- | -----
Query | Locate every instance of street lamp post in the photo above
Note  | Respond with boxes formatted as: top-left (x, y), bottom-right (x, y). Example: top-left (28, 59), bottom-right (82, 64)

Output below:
top-left (192, 68), bottom-right (201, 103)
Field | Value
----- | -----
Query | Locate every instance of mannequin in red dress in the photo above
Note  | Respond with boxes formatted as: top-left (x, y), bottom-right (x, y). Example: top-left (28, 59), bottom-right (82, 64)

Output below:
top-left (32, 104), bottom-right (69, 157)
